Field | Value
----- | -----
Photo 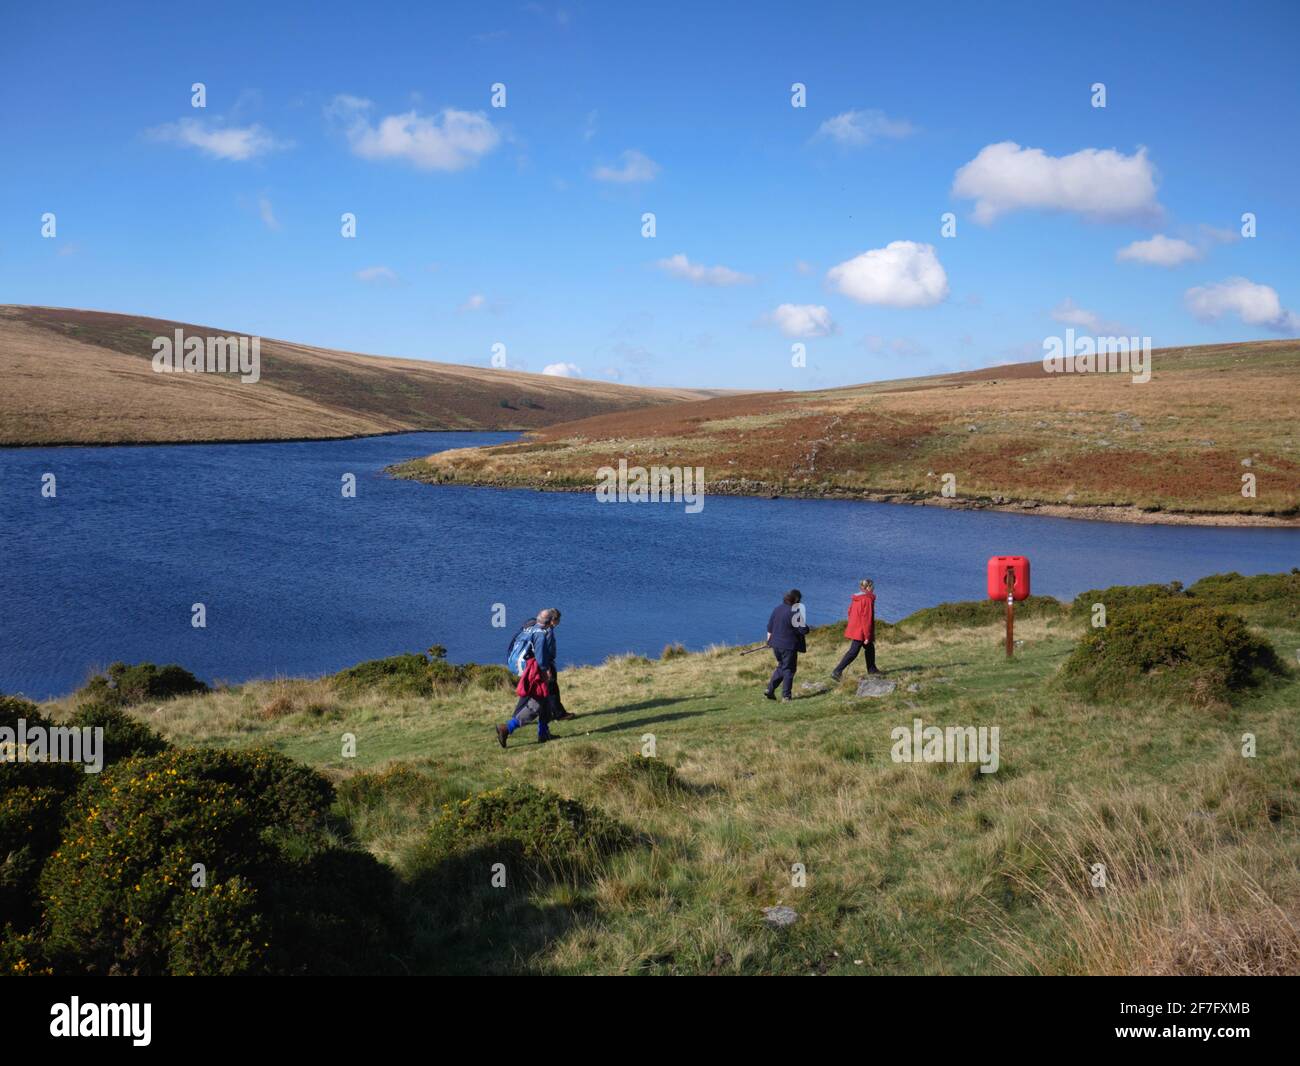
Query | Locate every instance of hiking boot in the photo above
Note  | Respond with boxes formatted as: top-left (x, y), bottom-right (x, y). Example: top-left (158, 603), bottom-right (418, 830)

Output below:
top-left (830, 672), bottom-right (842, 682)
top-left (496, 724), bottom-right (508, 749)
top-left (782, 695), bottom-right (793, 703)
top-left (764, 690), bottom-right (776, 701)
top-left (553, 711), bottom-right (577, 721)
top-left (538, 732), bottom-right (559, 744)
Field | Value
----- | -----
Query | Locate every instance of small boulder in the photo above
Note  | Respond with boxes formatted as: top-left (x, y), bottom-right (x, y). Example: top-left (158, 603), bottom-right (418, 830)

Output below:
top-left (856, 676), bottom-right (897, 698)
top-left (762, 905), bottom-right (799, 929)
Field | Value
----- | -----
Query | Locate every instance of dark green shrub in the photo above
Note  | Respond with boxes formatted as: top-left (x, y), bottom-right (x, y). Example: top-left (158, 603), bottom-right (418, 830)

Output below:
top-left (1071, 581), bottom-right (1185, 617)
top-left (66, 702), bottom-right (170, 765)
top-left (419, 782), bottom-right (633, 886)
top-left (597, 753), bottom-right (685, 797)
top-left (1187, 570), bottom-right (1300, 626)
top-left (0, 696), bottom-right (83, 931)
top-left (334, 652), bottom-right (433, 696)
top-left (78, 661), bottom-right (207, 709)
top-left (896, 596), bottom-right (1066, 631)
top-left (1059, 599), bottom-right (1285, 706)
top-left (36, 746), bottom-right (396, 975)
top-left (334, 647), bottom-right (514, 697)
top-left (165, 877), bottom-right (269, 976)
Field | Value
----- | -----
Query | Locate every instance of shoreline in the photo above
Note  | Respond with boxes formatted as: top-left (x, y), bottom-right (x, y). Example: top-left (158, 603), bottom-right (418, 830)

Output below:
top-left (0, 427), bottom-right (524, 452)
top-left (388, 467), bottom-right (1300, 528)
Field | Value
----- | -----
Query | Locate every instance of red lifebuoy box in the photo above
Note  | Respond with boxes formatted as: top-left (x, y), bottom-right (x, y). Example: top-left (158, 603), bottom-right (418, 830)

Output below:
top-left (987, 556), bottom-right (1030, 601)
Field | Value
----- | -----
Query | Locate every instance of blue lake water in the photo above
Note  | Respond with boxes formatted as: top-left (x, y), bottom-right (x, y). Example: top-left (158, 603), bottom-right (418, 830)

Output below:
top-left (1, 431), bottom-right (1296, 700)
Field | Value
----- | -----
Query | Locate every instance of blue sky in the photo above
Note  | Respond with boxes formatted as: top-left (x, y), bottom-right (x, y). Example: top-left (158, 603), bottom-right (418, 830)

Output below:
top-left (2, 0), bottom-right (1297, 389)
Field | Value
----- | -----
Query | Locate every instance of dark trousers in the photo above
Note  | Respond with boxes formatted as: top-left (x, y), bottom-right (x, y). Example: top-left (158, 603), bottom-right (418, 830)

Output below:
top-left (511, 674), bottom-right (563, 735)
top-left (833, 639), bottom-right (878, 676)
top-left (766, 648), bottom-right (799, 698)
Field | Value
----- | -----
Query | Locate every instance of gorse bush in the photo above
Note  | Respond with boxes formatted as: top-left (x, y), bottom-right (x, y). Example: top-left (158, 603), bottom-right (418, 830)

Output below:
top-left (420, 782), bottom-right (634, 885)
top-left (1059, 599), bottom-right (1284, 706)
top-left (1186, 570), bottom-right (1300, 626)
top-left (67, 701), bottom-right (170, 764)
top-left (3, 693), bottom-right (174, 938)
top-left (894, 596), bottom-right (1067, 631)
top-left (34, 747), bottom-right (399, 975)
top-left (78, 661), bottom-right (207, 708)
top-left (1071, 571), bottom-right (1299, 628)
top-left (334, 646), bottom-right (513, 697)
top-left (1071, 582), bottom-right (1185, 617)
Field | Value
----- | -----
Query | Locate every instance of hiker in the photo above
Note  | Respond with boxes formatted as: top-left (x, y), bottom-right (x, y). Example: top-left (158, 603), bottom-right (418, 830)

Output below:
top-left (764, 589), bottom-right (810, 702)
top-left (497, 608), bottom-right (572, 747)
top-left (831, 578), bottom-right (880, 681)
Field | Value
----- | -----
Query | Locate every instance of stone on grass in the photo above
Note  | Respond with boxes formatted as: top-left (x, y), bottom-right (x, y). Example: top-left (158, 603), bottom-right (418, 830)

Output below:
top-left (762, 905), bottom-right (799, 929)
top-left (856, 676), bottom-right (897, 698)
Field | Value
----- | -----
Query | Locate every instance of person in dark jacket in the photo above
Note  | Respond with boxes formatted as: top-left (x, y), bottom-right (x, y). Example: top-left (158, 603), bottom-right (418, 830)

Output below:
top-left (765, 589), bottom-right (810, 702)
top-left (831, 578), bottom-right (880, 681)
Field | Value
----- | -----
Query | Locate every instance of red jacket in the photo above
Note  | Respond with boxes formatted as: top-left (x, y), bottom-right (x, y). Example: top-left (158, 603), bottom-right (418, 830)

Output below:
top-left (516, 657), bottom-right (551, 699)
top-left (845, 592), bottom-right (875, 642)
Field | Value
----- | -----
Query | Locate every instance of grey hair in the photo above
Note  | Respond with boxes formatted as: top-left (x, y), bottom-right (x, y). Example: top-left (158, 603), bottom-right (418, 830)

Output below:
top-left (538, 608), bottom-right (562, 624)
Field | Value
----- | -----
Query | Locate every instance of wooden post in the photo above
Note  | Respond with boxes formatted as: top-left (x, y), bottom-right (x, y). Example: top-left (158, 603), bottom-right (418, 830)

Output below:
top-left (1005, 566), bottom-right (1015, 658)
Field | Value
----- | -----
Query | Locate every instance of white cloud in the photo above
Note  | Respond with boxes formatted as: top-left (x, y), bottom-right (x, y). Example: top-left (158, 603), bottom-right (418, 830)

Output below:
top-left (1184, 277), bottom-right (1300, 333)
top-left (593, 149), bottom-right (659, 183)
top-left (794, 260), bottom-right (815, 276)
top-left (258, 195), bottom-right (280, 231)
top-left (147, 119), bottom-right (286, 161)
top-left (816, 109), bottom-right (914, 147)
top-left (1050, 297), bottom-right (1128, 335)
top-left (542, 362), bottom-right (582, 377)
top-left (768, 304), bottom-right (835, 338)
top-left (952, 141), bottom-right (1159, 224)
top-left (826, 241), bottom-right (949, 308)
top-left (1116, 234), bottom-right (1200, 267)
top-left (459, 293), bottom-right (488, 311)
top-left (355, 266), bottom-right (398, 283)
top-left (656, 253), bottom-right (753, 287)
top-left (330, 96), bottom-right (501, 171)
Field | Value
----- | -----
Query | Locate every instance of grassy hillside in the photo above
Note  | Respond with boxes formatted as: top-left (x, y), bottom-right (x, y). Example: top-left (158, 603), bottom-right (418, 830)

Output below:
top-left (0, 306), bottom-right (717, 446)
top-left (24, 574), bottom-right (1299, 976)
top-left (394, 339), bottom-right (1300, 523)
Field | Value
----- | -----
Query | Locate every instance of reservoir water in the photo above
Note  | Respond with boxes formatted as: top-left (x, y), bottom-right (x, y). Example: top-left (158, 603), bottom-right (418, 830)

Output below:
top-left (2, 431), bottom-right (1296, 699)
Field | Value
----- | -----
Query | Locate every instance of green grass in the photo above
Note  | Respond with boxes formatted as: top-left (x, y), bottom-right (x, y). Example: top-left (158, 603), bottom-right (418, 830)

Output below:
top-left (40, 595), bottom-right (1300, 975)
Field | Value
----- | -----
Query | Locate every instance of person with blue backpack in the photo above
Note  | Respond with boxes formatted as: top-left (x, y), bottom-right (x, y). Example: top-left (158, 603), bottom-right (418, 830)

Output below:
top-left (496, 608), bottom-right (572, 747)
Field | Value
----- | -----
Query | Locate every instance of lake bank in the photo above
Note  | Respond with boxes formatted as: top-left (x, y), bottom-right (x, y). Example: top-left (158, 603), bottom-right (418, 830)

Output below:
top-left (388, 462), bottom-right (1300, 527)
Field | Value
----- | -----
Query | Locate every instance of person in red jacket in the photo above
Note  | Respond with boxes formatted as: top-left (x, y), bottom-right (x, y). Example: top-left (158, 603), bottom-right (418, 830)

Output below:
top-left (831, 579), bottom-right (881, 681)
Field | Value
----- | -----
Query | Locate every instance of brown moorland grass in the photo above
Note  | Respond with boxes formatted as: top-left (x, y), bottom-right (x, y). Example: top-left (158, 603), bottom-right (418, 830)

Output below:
top-left (36, 596), bottom-right (1300, 976)
top-left (395, 339), bottom-right (1300, 521)
top-left (0, 305), bottom-right (721, 445)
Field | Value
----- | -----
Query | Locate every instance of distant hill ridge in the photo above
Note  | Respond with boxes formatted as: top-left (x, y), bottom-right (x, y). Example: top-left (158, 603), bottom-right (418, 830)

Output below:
top-left (0, 305), bottom-right (720, 446)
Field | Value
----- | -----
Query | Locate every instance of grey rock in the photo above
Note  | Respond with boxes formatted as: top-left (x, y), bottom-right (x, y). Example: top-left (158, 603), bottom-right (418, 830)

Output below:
top-left (856, 676), bottom-right (897, 698)
top-left (906, 683), bottom-right (920, 692)
top-left (762, 905), bottom-right (799, 929)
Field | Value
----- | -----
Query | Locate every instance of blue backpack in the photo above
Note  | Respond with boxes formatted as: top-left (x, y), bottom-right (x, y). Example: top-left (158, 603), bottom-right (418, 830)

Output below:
top-left (506, 620), bottom-right (539, 674)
